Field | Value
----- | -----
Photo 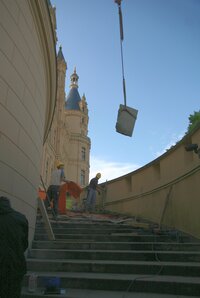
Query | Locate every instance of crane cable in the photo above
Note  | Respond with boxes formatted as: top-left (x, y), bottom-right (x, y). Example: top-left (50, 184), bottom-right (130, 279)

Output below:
top-left (115, 0), bottom-right (127, 107)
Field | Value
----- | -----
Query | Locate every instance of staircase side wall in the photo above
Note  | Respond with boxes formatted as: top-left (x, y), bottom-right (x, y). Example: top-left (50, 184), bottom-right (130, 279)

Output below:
top-left (100, 126), bottom-right (200, 239)
top-left (0, 0), bottom-right (56, 242)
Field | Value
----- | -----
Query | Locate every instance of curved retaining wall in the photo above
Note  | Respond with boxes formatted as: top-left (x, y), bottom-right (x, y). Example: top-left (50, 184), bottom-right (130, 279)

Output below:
top-left (99, 126), bottom-right (200, 239)
top-left (0, 0), bottom-right (56, 241)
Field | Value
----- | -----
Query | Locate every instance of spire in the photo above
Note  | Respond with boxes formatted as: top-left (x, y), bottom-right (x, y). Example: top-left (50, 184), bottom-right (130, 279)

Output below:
top-left (57, 45), bottom-right (65, 61)
top-left (82, 93), bottom-right (86, 101)
top-left (70, 67), bottom-right (79, 88)
top-left (47, 0), bottom-right (52, 6)
top-left (80, 93), bottom-right (88, 114)
top-left (65, 68), bottom-right (81, 110)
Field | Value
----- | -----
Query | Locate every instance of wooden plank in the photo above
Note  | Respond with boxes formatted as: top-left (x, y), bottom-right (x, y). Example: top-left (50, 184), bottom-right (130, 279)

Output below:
top-left (38, 198), bottom-right (55, 241)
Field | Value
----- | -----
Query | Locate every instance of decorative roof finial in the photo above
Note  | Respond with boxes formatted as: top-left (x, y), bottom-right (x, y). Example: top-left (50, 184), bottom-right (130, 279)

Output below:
top-left (70, 67), bottom-right (79, 88)
top-left (57, 45), bottom-right (66, 62)
top-left (82, 93), bottom-right (86, 101)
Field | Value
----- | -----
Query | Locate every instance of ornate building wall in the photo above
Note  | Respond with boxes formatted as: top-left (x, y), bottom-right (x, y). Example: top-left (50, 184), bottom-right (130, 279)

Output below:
top-left (41, 53), bottom-right (91, 189)
top-left (40, 45), bottom-right (67, 187)
top-left (64, 70), bottom-right (91, 187)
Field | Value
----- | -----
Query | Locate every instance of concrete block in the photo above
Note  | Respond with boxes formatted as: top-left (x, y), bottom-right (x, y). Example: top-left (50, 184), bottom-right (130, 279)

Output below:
top-left (22, 87), bottom-right (44, 135)
top-left (28, 54), bottom-right (46, 100)
top-left (12, 170), bottom-right (36, 205)
top-left (0, 104), bottom-right (20, 144)
top-left (30, 122), bottom-right (43, 154)
top-left (12, 46), bottom-right (36, 98)
top-left (18, 9), bottom-right (42, 67)
top-left (2, 0), bottom-right (20, 24)
top-left (0, 77), bottom-right (8, 105)
top-left (0, 133), bottom-right (28, 177)
top-left (0, 25), bottom-right (15, 60)
top-left (15, 0), bottom-right (34, 29)
top-left (0, 0), bottom-right (30, 64)
top-left (0, 51), bottom-right (25, 99)
top-left (6, 88), bottom-right (32, 135)
top-left (0, 160), bottom-right (14, 194)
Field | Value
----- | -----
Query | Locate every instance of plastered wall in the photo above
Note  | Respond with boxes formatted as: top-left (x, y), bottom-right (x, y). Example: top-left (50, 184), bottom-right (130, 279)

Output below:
top-left (0, 0), bottom-right (56, 241)
top-left (99, 126), bottom-right (200, 239)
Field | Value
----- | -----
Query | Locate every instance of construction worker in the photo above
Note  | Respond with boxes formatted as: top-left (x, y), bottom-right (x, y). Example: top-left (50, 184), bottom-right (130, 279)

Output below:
top-left (45, 161), bottom-right (68, 217)
top-left (85, 173), bottom-right (101, 212)
top-left (0, 197), bottom-right (29, 298)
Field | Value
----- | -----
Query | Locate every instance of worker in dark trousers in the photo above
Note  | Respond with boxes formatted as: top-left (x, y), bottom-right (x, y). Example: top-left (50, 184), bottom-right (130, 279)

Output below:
top-left (0, 196), bottom-right (29, 298)
top-left (85, 173), bottom-right (101, 212)
top-left (45, 161), bottom-right (68, 217)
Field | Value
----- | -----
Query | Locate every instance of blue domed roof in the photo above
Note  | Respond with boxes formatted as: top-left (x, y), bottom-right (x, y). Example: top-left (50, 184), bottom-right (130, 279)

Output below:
top-left (65, 87), bottom-right (81, 110)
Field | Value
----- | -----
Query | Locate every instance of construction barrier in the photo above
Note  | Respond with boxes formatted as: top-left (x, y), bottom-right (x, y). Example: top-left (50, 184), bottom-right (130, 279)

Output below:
top-left (58, 182), bottom-right (83, 214)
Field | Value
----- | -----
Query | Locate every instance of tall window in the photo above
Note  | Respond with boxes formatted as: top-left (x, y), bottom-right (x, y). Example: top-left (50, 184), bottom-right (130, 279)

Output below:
top-left (81, 147), bottom-right (86, 161)
top-left (80, 170), bottom-right (85, 186)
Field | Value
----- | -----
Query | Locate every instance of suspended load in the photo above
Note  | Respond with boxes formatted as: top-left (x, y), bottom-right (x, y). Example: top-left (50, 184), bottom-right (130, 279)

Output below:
top-left (116, 104), bottom-right (138, 136)
top-left (114, 0), bottom-right (138, 137)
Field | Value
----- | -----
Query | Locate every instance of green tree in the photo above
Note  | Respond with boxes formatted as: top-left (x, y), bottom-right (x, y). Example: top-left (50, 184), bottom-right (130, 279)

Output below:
top-left (187, 110), bottom-right (200, 133)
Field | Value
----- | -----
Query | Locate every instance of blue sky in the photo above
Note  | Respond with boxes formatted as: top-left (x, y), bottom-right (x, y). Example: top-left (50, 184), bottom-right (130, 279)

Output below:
top-left (51, 0), bottom-right (200, 182)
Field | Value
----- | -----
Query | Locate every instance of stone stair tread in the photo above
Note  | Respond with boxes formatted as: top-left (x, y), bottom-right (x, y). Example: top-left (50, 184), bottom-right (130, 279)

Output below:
top-left (35, 232), bottom-right (168, 235)
top-left (25, 271), bottom-right (200, 283)
top-left (29, 248), bottom-right (200, 254)
top-left (27, 258), bottom-right (200, 266)
top-left (35, 228), bottom-right (137, 231)
top-left (34, 234), bottom-right (194, 243)
top-left (32, 240), bottom-right (200, 246)
top-left (21, 287), bottom-right (197, 298)
top-left (34, 235), bottom-right (182, 242)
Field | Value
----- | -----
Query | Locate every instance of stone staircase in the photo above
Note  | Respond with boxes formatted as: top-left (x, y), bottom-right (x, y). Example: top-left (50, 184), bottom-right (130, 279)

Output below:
top-left (22, 213), bottom-right (200, 297)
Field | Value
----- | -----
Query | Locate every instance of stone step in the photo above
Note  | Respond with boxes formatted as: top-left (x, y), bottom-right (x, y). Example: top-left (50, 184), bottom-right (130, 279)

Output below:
top-left (21, 287), bottom-right (199, 298)
top-left (27, 258), bottom-right (200, 277)
top-left (32, 240), bottom-right (200, 251)
top-left (34, 233), bottom-right (178, 242)
top-left (29, 215), bottom-right (200, 296)
top-left (28, 248), bottom-right (200, 262)
top-left (35, 223), bottom-right (194, 239)
top-left (35, 227), bottom-right (141, 234)
top-left (22, 271), bottom-right (200, 296)
top-left (36, 222), bottom-right (141, 229)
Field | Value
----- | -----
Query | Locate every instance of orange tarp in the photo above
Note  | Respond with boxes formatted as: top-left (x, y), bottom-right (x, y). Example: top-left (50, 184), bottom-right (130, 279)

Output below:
top-left (58, 181), bottom-right (83, 214)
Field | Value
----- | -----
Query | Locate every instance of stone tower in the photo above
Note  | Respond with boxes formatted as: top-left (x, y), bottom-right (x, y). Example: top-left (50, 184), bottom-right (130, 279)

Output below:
top-left (40, 45), bottom-right (68, 186)
top-left (65, 68), bottom-right (91, 186)
top-left (55, 46), bottom-right (69, 163)
top-left (41, 46), bottom-right (90, 188)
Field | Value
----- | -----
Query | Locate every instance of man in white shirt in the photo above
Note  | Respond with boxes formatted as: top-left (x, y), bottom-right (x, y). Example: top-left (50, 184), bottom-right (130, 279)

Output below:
top-left (46, 162), bottom-right (67, 217)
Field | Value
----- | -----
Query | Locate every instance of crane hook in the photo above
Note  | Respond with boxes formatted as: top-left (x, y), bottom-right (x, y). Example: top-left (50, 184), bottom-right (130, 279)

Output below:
top-left (115, 0), bottom-right (122, 5)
